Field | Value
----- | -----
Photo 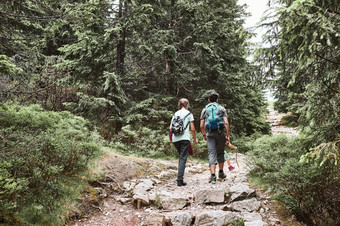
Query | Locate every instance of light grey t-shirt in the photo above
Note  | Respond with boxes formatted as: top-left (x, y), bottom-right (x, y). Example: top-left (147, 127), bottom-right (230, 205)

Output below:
top-left (171, 109), bottom-right (194, 142)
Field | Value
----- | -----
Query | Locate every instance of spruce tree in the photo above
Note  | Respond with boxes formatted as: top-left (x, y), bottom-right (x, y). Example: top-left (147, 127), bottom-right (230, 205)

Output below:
top-left (258, 0), bottom-right (340, 144)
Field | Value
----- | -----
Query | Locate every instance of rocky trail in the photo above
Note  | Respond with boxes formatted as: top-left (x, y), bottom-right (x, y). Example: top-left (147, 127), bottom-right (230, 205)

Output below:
top-left (70, 110), bottom-right (300, 226)
top-left (266, 110), bottom-right (299, 136)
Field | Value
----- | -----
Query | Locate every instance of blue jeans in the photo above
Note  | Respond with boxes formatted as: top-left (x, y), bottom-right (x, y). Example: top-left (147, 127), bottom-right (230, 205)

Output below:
top-left (173, 140), bottom-right (189, 181)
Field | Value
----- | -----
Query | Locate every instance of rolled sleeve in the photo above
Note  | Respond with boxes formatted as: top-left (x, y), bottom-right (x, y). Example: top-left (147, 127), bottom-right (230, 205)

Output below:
top-left (220, 106), bottom-right (227, 117)
top-left (200, 108), bottom-right (207, 120)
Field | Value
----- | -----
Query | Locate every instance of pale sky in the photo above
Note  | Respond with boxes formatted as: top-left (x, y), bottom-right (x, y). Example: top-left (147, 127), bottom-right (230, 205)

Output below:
top-left (238, 0), bottom-right (275, 100)
top-left (238, 0), bottom-right (270, 43)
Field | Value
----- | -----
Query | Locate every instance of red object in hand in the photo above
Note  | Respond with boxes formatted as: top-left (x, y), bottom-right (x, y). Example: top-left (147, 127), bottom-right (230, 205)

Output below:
top-left (169, 130), bottom-right (173, 141)
top-left (188, 143), bottom-right (193, 155)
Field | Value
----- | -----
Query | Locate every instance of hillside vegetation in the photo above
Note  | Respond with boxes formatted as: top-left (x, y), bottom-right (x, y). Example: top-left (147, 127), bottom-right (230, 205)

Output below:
top-left (0, 0), bottom-right (339, 225)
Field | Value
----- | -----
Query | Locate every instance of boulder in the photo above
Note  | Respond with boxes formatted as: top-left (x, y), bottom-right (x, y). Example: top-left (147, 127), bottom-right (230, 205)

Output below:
top-left (229, 183), bottom-right (256, 201)
top-left (161, 196), bottom-right (188, 210)
top-left (132, 190), bottom-right (150, 206)
top-left (132, 179), bottom-right (156, 207)
top-left (134, 179), bottom-right (154, 191)
top-left (167, 212), bottom-right (192, 226)
top-left (233, 175), bottom-right (248, 183)
top-left (145, 213), bottom-right (166, 226)
top-left (244, 220), bottom-right (268, 226)
top-left (195, 190), bottom-right (225, 204)
top-left (241, 212), bottom-right (263, 222)
top-left (194, 210), bottom-right (240, 226)
top-left (157, 171), bottom-right (171, 179)
top-left (223, 198), bottom-right (261, 212)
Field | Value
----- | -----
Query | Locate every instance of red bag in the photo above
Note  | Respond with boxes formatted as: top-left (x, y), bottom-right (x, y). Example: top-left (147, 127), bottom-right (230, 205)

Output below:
top-left (188, 143), bottom-right (193, 155)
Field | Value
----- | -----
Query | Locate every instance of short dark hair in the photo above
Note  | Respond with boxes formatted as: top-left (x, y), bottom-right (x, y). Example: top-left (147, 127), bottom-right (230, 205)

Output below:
top-left (209, 92), bottom-right (219, 102)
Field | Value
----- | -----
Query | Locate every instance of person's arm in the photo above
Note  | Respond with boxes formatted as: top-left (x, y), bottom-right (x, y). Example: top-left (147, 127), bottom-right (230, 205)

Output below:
top-left (190, 121), bottom-right (197, 145)
top-left (169, 115), bottom-right (174, 130)
top-left (224, 116), bottom-right (230, 144)
top-left (200, 119), bottom-right (206, 141)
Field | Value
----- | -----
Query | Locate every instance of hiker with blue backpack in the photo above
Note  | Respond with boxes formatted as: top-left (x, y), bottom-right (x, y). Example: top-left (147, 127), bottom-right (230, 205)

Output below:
top-left (200, 92), bottom-right (230, 184)
top-left (170, 98), bottom-right (197, 186)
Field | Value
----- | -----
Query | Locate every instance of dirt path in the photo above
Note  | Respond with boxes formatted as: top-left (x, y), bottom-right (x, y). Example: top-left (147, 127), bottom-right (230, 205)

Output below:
top-left (266, 109), bottom-right (299, 136)
top-left (70, 110), bottom-right (300, 226)
top-left (71, 153), bottom-right (279, 226)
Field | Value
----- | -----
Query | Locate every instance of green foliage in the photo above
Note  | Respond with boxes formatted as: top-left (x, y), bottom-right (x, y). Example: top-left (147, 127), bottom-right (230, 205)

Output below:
top-left (257, 0), bottom-right (340, 144)
top-left (300, 140), bottom-right (339, 167)
top-left (232, 218), bottom-right (245, 226)
top-left (230, 132), bottom-right (267, 154)
top-left (1, 0), bottom-right (270, 139)
top-left (111, 125), bottom-right (176, 159)
top-left (248, 135), bottom-right (340, 225)
top-left (111, 126), bottom-right (209, 160)
top-left (116, 0), bottom-right (270, 137)
top-left (123, 95), bottom-right (174, 129)
top-left (255, 2), bottom-right (340, 222)
top-left (0, 55), bottom-right (23, 75)
top-left (0, 103), bottom-right (101, 225)
top-left (281, 114), bottom-right (299, 127)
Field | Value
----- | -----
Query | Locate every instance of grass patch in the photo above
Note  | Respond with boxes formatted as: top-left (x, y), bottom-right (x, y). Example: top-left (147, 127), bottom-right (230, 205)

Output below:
top-left (267, 100), bottom-right (275, 110)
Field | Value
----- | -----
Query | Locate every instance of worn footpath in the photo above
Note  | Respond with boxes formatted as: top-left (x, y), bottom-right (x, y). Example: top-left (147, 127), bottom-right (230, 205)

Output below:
top-left (71, 110), bottom-right (300, 226)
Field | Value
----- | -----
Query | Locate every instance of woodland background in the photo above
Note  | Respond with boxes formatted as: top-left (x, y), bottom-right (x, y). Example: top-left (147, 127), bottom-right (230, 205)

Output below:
top-left (0, 0), bottom-right (339, 225)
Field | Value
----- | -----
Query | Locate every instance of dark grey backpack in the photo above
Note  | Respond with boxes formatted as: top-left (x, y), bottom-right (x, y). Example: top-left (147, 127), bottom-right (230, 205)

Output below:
top-left (171, 112), bottom-right (191, 135)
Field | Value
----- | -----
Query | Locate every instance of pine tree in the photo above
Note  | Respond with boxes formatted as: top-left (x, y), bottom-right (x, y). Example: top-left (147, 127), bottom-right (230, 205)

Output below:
top-left (257, 0), bottom-right (340, 144)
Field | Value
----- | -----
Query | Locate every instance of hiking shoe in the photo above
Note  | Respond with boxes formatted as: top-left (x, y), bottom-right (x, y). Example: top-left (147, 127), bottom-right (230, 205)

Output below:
top-left (218, 171), bottom-right (227, 180)
top-left (209, 175), bottom-right (216, 184)
top-left (177, 180), bottom-right (187, 186)
top-left (228, 165), bottom-right (235, 171)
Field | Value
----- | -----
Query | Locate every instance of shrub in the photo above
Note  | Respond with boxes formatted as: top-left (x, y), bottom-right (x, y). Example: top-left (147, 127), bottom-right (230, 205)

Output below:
top-left (0, 103), bottom-right (102, 225)
top-left (247, 135), bottom-right (340, 225)
top-left (111, 125), bottom-right (176, 159)
top-left (281, 114), bottom-right (299, 127)
top-left (232, 132), bottom-right (264, 154)
top-left (111, 125), bottom-right (209, 159)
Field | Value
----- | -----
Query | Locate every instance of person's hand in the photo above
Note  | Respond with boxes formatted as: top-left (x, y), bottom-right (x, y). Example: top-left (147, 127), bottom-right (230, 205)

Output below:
top-left (226, 136), bottom-right (230, 144)
top-left (193, 140), bottom-right (197, 146)
top-left (203, 135), bottom-right (207, 141)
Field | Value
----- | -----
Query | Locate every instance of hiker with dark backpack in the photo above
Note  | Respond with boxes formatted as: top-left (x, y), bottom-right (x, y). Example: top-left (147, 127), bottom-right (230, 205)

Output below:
top-left (169, 98), bottom-right (197, 186)
top-left (200, 92), bottom-right (230, 184)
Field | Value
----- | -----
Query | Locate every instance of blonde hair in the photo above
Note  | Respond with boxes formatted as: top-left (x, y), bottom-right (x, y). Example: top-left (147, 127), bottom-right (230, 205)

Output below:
top-left (178, 98), bottom-right (189, 109)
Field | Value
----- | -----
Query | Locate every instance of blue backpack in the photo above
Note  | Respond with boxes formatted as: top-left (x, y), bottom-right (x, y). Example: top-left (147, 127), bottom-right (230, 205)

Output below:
top-left (205, 103), bottom-right (225, 130)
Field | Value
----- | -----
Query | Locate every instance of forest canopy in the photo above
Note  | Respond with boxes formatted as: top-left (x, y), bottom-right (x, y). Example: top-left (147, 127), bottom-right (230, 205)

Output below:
top-left (0, 0), bottom-right (270, 138)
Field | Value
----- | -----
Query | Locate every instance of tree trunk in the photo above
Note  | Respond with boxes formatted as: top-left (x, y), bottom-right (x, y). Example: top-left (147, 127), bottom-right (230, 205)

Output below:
top-left (116, 0), bottom-right (126, 77)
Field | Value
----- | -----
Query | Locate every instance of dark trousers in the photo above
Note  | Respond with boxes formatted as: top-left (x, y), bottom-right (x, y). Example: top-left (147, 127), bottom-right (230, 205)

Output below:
top-left (173, 140), bottom-right (189, 181)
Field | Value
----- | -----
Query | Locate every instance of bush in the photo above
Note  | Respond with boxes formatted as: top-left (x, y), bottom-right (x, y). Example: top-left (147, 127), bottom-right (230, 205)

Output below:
top-left (281, 114), bottom-right (299, 127)
top-left (0, 103), bottom-right (102, 225)
top-left (247, 135), bottom-right (340, 225)
top-left (111, 125), bottom-right (176, 159)
top-left (111, 125), bottom-right (210, 159)
top-left (232, 132), bottom-right (264, 154)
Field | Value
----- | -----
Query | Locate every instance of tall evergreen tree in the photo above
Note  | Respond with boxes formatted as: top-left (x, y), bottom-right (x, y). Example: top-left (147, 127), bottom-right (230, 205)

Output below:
top-left (117, 0), bottom-right (270, 135)
top-left (1, 0), bottom-right (270, 137)
top-left (257, 0), bottom-right (340, 144)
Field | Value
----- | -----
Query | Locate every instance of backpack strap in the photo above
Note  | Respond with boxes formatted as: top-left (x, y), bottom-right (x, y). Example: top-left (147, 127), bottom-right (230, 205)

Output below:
top-left (205, 103), bottom-right (220, 114)
top-left (183, 112), bottom-right (192, 130)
